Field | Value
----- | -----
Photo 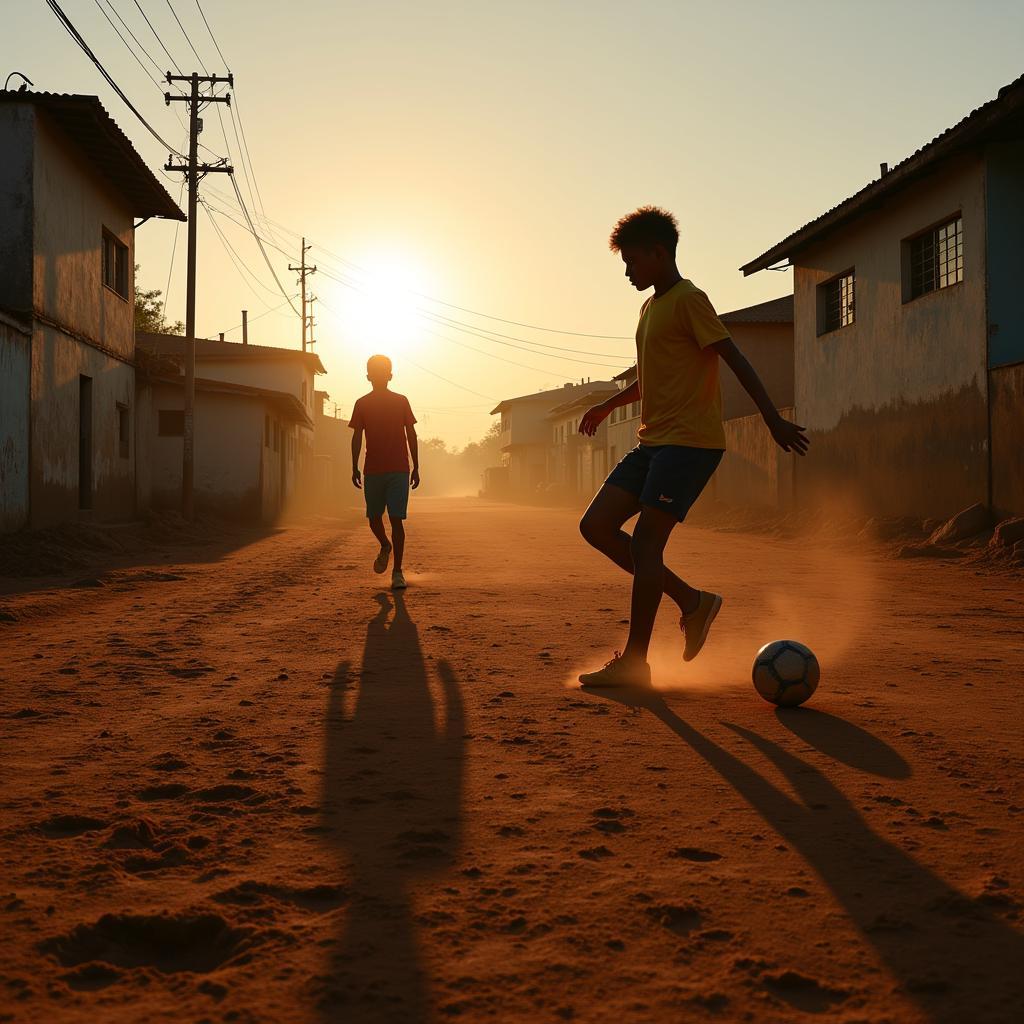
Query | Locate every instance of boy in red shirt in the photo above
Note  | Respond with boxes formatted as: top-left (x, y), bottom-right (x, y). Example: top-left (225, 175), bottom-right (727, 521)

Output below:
top-left (349, 355), bottom-right (420, 589)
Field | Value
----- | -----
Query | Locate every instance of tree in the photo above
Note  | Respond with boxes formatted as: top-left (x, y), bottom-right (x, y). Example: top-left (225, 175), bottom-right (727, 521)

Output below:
top-left (134, 264), bottom-right (183, 334)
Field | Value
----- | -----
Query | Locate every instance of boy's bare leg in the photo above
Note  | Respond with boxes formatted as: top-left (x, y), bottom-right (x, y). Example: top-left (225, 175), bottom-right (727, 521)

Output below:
top-left (368, 515), bottom-right (391, 573)
top-left (622, 507), bottom-right (677, 663)
top-left (580, 484), bottom-right (699, 615)
top-left (389, 516), bottom-right (405, 572)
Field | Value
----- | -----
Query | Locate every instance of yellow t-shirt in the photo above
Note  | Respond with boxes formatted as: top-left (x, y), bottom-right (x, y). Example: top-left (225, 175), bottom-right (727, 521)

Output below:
top-left (635, 279), bottom-right (729, 449)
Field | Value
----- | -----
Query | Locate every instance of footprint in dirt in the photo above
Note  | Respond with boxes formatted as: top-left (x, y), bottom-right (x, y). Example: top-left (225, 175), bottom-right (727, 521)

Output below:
top-left (591, 807), bottom-right (635, 834)
top-left (38, 814), bottom-right (107, 838)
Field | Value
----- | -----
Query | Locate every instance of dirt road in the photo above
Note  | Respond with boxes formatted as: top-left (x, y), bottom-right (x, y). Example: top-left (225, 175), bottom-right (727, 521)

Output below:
top-left (2, 498), bottom-right (1022, 1023)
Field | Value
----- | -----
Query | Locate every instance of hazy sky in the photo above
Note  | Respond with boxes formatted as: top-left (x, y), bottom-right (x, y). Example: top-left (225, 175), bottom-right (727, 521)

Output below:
top-left (7, 1), bottom-right (1024, 444)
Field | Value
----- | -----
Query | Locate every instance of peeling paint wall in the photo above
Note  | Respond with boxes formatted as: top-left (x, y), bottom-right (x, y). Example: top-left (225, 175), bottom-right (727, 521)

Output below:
top-left (716, 407), bottom-right (795, 510)
top-left (792, 153), bottom-right (989, 517)
top-left (29, 324), bottom-right (135, 528)
top-left (0, 318), bottom-right (30, 531)
top-left (990, 363), bottom-right (1024, 516)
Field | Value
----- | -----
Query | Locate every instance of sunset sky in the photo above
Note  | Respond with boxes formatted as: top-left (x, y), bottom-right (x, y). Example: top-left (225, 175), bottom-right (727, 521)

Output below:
top-left (8, 1), bottom-right (1024, 445)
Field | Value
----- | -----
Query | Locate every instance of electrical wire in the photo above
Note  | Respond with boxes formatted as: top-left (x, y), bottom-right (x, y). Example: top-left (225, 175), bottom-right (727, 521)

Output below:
top-left (96, 0), bottom-right (164, 79)
top-left (193, 0), bottom-right (229, 69)
top-left (132, 0), bottom-right (183, 74)
top-left (202, 201), bottom-right (285, 302)
top-left (163, 176), bottom-right (185, 313)
top-left (44, 0), bottom-right (185, 157)
top-left (164, 0), bottom-right (208, 73)
top-left (219, 295), bottom-right (301, 336)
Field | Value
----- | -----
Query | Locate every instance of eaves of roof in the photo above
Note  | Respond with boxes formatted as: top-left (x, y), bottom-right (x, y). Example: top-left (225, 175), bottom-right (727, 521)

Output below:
top-left (720, 295), bottom-right (793, 324)
top-left (152, 374), bottom-right (313, 428)
top-left (740, 74), bottom-right (1024, 276)
top-left (0, 90), bottom-right (185, 221)
top-left (137, 331), bottom-right (327, 374)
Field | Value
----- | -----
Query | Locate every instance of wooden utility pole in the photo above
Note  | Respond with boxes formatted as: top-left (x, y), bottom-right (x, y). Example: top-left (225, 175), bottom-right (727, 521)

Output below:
top-left (307, 294), bottom-right (317, 351)
top-left (165, 71), bottom-right (234, 520)
top-left (289, 238), bottom-right (316, 352)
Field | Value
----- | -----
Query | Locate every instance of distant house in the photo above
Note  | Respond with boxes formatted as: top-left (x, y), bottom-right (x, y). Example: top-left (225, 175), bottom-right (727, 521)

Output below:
top-left (313, 389), bottom-right (351, 511)
top-left (605, 365), bottom-right (640, 473)
top-left (741, 75), bottom-right (1024, 517)
top-left (135, 333), bottom-right (325, 520)
top-left (547, 387), bottom-right (617, 499)
top-left (489, 381), bottom-right (614, 498)
top-left (0, 91), bottom-right (184, 531)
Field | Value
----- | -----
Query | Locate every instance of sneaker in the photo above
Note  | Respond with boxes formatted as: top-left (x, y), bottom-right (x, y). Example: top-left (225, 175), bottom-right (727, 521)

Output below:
top-left (373, 543), bottom-right (392, 575)
top-left (681, 591), bottom-right (722, 662)
top-left (579, 652), bottom-right (651, 688)
top-left (391, 569), bottom-right (407, 590)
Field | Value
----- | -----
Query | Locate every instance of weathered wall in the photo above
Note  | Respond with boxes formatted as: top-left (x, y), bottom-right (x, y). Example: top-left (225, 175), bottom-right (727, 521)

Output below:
top-left (607, 409), bottom-right (640, 469)
top-left (990, 363), bottom-right (1024, 516)
top-left (716, 407), bottom-right (795, 510)
top-left (33, 111), bottom-right (134, 359)
top-left (792, 153), bottom-right (989, 517)
top-left (30, 324), bottom-right (135, 528)
top-left (985, 140), bottom-right (1024, 369)
top-left (0, 316), bottom-right (31, 531)
top-left (145, 384), bottom-right (264, 519)
top-left (721, 322), bottom-right (794, 419)
top-left (0, 105), bottom-right (34, 314)
top-left (197, 357), bottom-right (314, 412)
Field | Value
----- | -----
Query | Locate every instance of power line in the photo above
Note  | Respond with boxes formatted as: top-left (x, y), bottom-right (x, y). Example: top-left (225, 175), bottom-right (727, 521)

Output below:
top-left (164, 0), bottom-right (208, 73)
top-left (132, 0), bottom-right (183, 74)
top-left (164, 176), bottom-right (185, 312)
top-left (96, 0), bottom-right (164, 80)
top-left (44, 0), bottom-right (185, 157)
top-left (202, 200), bottom-right (284, 301)
top-left (193, 0), bottom-right (229, 69)
top-left (219, 295), bottom-right (301, 336)
top-left (229, 175), bottom-right (301, 316)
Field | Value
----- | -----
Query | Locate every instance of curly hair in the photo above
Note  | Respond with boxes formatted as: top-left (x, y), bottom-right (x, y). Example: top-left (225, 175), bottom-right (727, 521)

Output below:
top-left (609, 206), bottom-right (679, 253)
top-left (366, 354), bottom-right (392, 376)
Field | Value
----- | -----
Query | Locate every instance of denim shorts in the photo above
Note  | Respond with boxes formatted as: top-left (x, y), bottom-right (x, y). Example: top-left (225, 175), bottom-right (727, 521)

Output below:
top-left (606, 444), bottom-right (723, 522)
top-left (363, 471), bottom-right (410, 519)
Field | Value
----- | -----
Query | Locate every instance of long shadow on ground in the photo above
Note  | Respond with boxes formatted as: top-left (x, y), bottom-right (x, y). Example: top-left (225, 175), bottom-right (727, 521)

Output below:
top-left (584, 684), bottom-right (1024, 1023)
top-left (320, 591), bottom-right (464, 1023)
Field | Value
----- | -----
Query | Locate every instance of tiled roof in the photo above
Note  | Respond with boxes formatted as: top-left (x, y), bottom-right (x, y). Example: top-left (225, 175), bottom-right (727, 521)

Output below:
top-left (720, 295), bottom-right (793, 324)
top-left (740, 74), bottom-right (1024, 275)
top-left (0, 90), bottom-right (185, 220)
top-left (137, 331), bottom-right (327, 374)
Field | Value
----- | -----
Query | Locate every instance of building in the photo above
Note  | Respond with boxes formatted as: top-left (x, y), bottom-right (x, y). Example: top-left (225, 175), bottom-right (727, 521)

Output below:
top-left (714, 295), bottom-right (795, 509)
top-left (605, 365), bottom-right (640, 472)
top-left (135, 333), bottom-right (325, 520)
top-left (313, 389), bottom-right (352, 511)
top-left (741, 75), bottom-right (1024, 517)
top-left (546, 386), bottom-right (617, 500)
top-left (489, 381), bottom-right (614, 498)
top-left (0, 91), bottom-right (184, 531)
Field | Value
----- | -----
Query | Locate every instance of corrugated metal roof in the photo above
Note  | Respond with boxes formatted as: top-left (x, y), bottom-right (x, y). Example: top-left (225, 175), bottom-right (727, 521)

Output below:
top-left (151, 374), bottom-right (313, 428)
top-left (0, 90), bottom-right (185, 221)
top-left (740, 74), bottom-right (1024, 276)
top-left (719, 295), bottom-right (793, 324)
top-left (137, 331), bottom-right (327, 374)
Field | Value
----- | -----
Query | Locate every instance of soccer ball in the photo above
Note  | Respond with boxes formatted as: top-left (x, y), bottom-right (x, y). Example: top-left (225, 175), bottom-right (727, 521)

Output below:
top-left (752, 640), bottom-right (820, 707)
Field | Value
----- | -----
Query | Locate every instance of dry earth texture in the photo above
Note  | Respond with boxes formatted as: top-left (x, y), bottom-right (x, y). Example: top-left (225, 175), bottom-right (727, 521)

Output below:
top-left (1, 498), bottom-right (1022, 1023)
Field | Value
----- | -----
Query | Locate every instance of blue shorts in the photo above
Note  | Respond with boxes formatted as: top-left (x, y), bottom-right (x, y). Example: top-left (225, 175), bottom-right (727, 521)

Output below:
top-left (363, 471), bottom-right (410, 519)
top-left (606, 444), bottom-right (723, 522)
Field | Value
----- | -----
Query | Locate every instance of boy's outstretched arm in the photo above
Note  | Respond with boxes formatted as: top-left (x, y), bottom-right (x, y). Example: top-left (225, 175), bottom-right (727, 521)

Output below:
top-left (579, 378), bottom-right (640, 436)
top-left (351, 427), bottom-right (364, 488)
top-left (713, 338), bottom-right (809, 456)
top-left (406, 423), bottom-right (420, 489)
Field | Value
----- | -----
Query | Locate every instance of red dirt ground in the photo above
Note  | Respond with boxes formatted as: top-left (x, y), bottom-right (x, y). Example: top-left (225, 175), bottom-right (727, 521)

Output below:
top-left (1, 497), bottom-right (1022, 1023)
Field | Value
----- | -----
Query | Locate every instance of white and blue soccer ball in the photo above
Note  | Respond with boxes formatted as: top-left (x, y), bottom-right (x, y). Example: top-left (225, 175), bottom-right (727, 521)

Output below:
top-left (752, 640), bottom-right (820, 707)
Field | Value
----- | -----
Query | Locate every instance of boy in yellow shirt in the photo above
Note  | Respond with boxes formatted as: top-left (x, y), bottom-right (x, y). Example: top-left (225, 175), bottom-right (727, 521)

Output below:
top-left (578, 206), bottom-right (808, 687)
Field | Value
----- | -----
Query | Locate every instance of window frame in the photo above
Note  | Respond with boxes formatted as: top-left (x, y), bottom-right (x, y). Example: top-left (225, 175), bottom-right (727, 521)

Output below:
top-left (102, 228), bottom-right (129, 300)
top-left (902, 213), bottom-right (963, 303)
top-left (816, 268), bottom-right (856, 337)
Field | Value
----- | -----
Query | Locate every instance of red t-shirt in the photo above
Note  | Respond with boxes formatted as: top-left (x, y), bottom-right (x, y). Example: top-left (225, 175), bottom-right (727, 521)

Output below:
top-left (349, 390), bottom-right (417, 474)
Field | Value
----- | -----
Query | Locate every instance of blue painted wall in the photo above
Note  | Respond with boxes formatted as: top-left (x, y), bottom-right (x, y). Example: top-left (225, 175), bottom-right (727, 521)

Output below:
top-left (986, 141), bottom-right (1024, 368)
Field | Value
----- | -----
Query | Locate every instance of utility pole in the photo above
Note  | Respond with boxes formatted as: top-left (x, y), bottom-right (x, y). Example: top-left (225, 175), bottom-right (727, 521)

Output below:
top-left (306, 294), bottom-right (317, 351)
top-left (289, 237), bottom-right (316, 352)
top-left (165, 71), bottom-right (233, 521)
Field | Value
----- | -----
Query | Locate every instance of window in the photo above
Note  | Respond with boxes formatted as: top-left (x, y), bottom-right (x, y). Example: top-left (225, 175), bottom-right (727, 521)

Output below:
top-left (905, 215), bottom-right (963, 300)
top-left (158, 410), bottom-right (184, 436)
top-left (630, 401), bottom-right (640, 418)
top-left (117, 403), bottom-right (129, 458)
top-left (818, 270), bottom-right (855, 335)
top-left (102, 229), bottom-right (129, 299)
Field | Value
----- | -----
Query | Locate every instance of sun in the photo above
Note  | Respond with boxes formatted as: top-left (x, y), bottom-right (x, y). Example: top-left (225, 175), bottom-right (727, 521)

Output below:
top-left (347, 253), bottom-right (427, 362)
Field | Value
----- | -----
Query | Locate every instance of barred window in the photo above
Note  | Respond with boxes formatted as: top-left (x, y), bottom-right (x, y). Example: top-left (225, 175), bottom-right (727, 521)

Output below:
top-left (819, 271), bottom-right (855, 335)
top-left (102, 229), bottom-right (129, 299)
top-left (907, 216), bottom-right (963, 299)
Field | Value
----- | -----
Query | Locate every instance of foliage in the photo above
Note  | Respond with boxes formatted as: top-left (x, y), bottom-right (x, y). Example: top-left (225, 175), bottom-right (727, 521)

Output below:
top-left (134, 264), bottom-right (183, 334)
